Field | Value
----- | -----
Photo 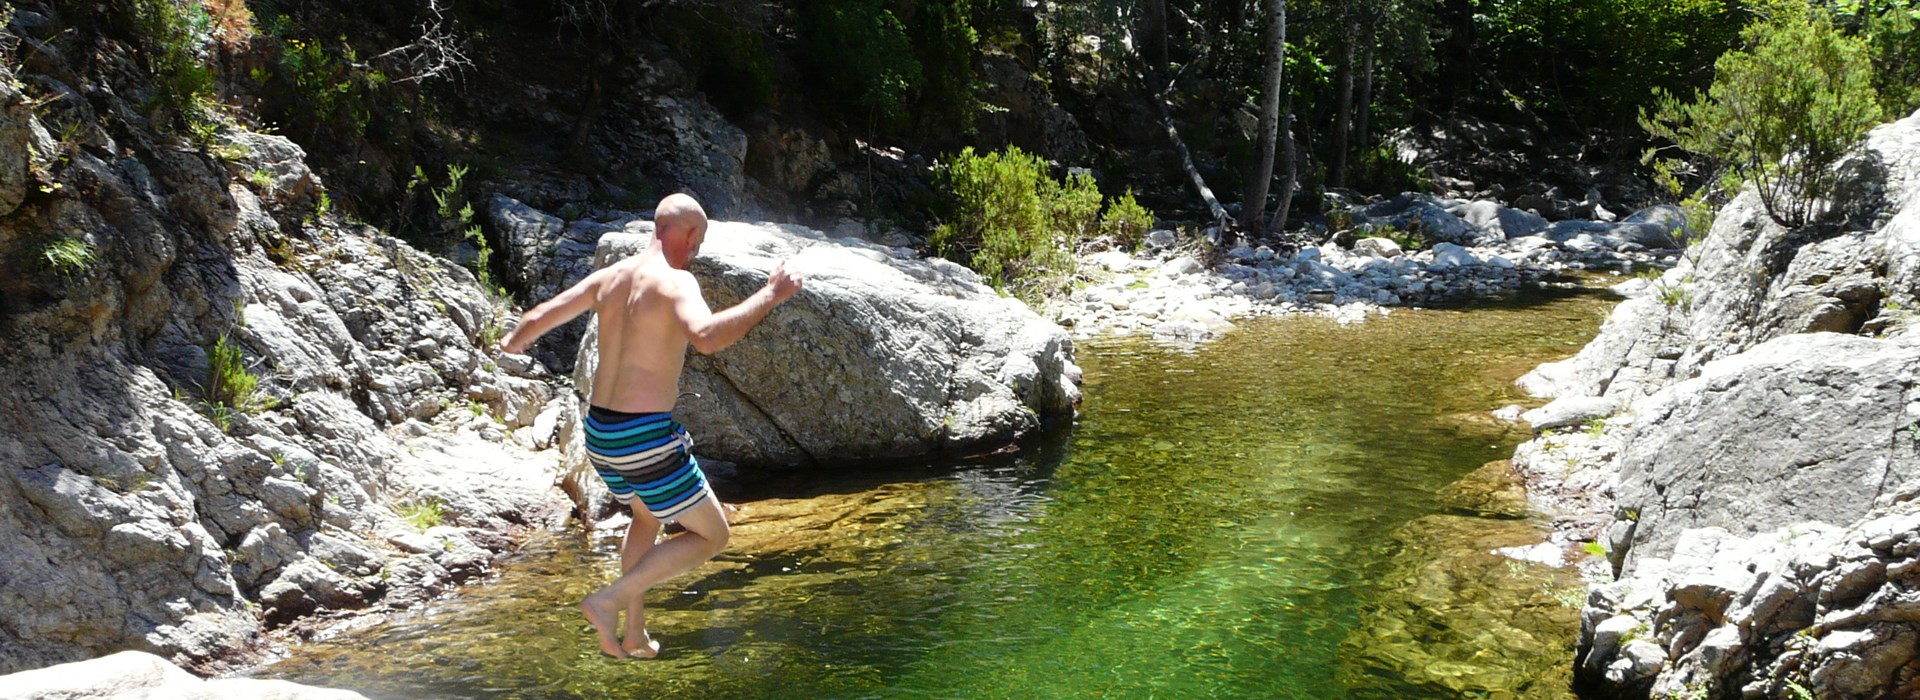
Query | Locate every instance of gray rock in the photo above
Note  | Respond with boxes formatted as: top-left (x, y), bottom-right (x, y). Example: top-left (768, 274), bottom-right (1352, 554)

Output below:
top-left (1160, 255), bottom-right (1206, 277)
top-left (572, 224), bottom-right (1079, 475)
top-left (1613, 333), bottom-right (1920, 570)
top-left (0, 70), bottom-right (31, 218)
top-left (1351, 237), bottom-right (1402, 258)
top-left (1451, 200), bottom-right (1548, 239)
top-left (1430, 242), bottom-right (1475, 269)
top-left (0, 650), bottom-right (369, 700)
top-left (1520, 396), bottom-right (1619, 432)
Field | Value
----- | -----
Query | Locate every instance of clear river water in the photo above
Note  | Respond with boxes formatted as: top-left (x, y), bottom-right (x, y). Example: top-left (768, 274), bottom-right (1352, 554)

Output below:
top-left (262, 280), bottom-right (1617, 699)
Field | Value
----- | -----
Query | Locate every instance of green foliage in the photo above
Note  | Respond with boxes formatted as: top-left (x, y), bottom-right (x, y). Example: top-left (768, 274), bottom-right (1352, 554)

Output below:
top-left (1582, 541), bottom-right (1610, 559)
top-left (1098, 189), bottom-right (1154, 251)
top-left (1473, 0), bottom-right (1746, 129)
top-left (933, 146), bottom-right (1075, 302)
top-left (39, 236), bottom-right (96, 276)
top-left (202, 333), bottom-right (267, 432)
top-left (798, 0), bottom-right (924, 128)
top-left (400, 499), bottom-right (444, 532)
top-left (1584, 417), bottom-right (1608, 439)
top-left (274, 36), bottom-right (385, 142)
top-left (130, 0), bottom-right (219, 136)
top-left (1350, 145), bottom-right (1429, 195)
top-left (933, 147), bottom-right (1155, 304)
top-left (1374, 222), bottom-right (1430, 253)
top-left (1786, 680), bottom-right (1816, 700)
top-left (1643, 12), bottom-right (1885, 227)
top-left (1827, 0), bottom-right (1920, 113)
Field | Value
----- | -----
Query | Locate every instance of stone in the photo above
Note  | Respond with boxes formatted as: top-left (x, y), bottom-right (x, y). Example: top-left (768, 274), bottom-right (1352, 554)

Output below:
top-left (574, 225), bottom-right (1078, 473)
top-left (1159, 256), bottom-right (1206, 277)
top-left (0, 651), bottom-right (368, 700)
top-left (0, 71), bottom-right (31, 218)
top-left (1430, 242), bottom-right (1475, 269)
top-left (1352, 237), bottom-right (1403, 258)
top-left (1451, 200), bottom-right (1549, 239)
top-left (1520, 396), bottom-right (1619, 432)
top-left (1145, 229), bottom-right (1177, 249)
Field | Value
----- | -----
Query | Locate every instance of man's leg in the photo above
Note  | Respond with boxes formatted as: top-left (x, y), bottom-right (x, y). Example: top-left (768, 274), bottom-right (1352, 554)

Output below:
top-left (621, 503), bottom-right (663, 656)
top-left (584, 495), bottom-right (731, 655)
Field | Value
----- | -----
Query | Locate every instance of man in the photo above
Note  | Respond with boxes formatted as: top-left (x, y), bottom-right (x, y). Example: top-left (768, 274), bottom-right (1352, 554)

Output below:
top-left (499, 193), bottom-right (802, 658)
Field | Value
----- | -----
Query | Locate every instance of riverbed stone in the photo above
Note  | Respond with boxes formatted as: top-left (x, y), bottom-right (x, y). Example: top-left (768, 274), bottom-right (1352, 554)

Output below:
top-left (1339, 514), bottom-right (1582, 698)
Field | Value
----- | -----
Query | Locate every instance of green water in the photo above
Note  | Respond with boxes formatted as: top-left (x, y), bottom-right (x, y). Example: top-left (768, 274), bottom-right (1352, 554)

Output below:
top-left (264, 284), bottom-right (1614, 699)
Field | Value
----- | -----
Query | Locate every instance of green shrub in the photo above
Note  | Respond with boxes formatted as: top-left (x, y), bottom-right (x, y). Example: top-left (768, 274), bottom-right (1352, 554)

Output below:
top-left (906, 0), bottom-right (978, 133)
top-left (202, 333), bottom-right (266, 431)
top-left (1098, 189), bottom-right (1154, 250)
top-left (401, 499), bottom-right (444, 531)
top-left (39, 236), bottom-right (97, 276)
top-left (1829, 0), bottom-right (1920, 114)
top-left (277, 36), bottom-right (383, 141)
top-left (131, 0), bottom-right (218, 136)
top-left (1643, 13), bottom-right (1884, 227)
top-left (933, 146), bottom-right (1155, 303)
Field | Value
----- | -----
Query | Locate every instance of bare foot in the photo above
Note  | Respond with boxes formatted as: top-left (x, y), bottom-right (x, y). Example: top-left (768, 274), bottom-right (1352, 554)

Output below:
top-left (623, 597), bottom-right (659, 658)
top-left (580, 593), bottom-right (626, 659)
top-left (622, 630), bottom-right (660, 659)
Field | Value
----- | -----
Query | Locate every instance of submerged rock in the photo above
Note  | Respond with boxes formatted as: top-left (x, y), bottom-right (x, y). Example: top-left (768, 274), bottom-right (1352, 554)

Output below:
top-left (1340, 514), bottom-right (1583, 698)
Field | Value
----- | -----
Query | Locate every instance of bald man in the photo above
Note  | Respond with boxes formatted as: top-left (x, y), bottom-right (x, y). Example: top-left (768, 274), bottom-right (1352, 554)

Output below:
top-left (500, 193), bottom-right (802, 658)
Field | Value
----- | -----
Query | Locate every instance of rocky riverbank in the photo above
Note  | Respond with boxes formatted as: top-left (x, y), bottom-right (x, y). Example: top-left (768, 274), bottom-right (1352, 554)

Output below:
top-left (1051, 196), bottom-right (1687, 345)
top-left (1499, 109), bottom-right (1920, 698)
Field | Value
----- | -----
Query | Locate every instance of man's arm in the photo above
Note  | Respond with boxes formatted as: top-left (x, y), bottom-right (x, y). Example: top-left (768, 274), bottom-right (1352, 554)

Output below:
top-left (500, 269), bottom-right (604, 354)
top-left (672, 260), bottom-right (802, 355)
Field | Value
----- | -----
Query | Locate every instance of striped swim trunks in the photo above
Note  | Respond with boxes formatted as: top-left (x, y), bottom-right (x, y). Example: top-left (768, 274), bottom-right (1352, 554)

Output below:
top-left (584, 405), bottom-right (716, 523)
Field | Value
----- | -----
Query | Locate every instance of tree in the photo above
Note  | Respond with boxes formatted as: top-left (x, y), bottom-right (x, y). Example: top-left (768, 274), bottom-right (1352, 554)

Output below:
top-left (1239, 0), bottom-right (1288, 230)
top-left (1643, 12), bottom-right (1884, 227)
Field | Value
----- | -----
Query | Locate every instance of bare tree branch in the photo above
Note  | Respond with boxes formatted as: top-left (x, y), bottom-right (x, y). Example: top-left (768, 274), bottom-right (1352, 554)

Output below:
top-left (367, 0), bottom-right (472, 85)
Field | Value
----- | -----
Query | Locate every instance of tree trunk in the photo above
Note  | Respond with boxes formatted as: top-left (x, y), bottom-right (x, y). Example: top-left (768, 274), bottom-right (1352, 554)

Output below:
top-left (1238, 0), bottom-right (1286, 230)
top-left (1355, 20), bottom-right (1376, 157)
top-left (1330, 23), bottom-right (1354, 189)
top-left (1160, 100), bottom-right (1230, 230)
top-left (1269, 97), bottom-right (1298, 235)
top-left (1142, 0), bottom-right (1169, 83)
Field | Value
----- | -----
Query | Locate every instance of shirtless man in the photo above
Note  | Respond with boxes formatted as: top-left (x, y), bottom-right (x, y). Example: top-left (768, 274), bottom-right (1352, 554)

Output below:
top-left (499, 193), bottom-right (801, 659)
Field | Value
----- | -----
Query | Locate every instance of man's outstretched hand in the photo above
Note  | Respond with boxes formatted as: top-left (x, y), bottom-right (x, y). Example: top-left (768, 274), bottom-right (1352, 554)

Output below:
top-left (766, 259), bottom-right (803, 303)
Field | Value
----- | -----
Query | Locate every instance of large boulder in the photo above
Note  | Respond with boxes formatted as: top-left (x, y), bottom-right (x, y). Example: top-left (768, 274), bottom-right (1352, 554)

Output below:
top-left (570, 222), bottom-right (1080, 475)
top-left (1449, 199), bottom-right (1548, 239)
top-left (1609, 333), bottom-right (1920, 573)
top-left (1362, 193), bottom-right (1490, 246)
top-left (1542, 110), bottom-right (1920, 698)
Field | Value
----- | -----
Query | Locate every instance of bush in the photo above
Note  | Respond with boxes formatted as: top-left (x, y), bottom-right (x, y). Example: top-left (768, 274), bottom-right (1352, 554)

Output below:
top-left (1643, 12), bottom-right (1884, 227)
top-left (202, 333), bottom-right (265, 431)
top-left (39, 236), bottom-right (97, 276)
top-left (130, 0), bottom-right (218, 136)
top-left (933, 146), bottom-right (1155, 303)
top-left (1099, 189), bottom-right (1154, 251)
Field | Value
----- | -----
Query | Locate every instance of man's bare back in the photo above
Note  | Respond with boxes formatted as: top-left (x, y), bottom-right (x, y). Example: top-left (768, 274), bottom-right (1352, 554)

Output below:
top-left (587, 256), bottom-right (700, 413)
top-left (498, 193), bottom-right (799, 659)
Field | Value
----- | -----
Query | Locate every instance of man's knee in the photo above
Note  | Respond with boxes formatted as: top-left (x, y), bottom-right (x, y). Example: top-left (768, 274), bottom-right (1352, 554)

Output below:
top-left (704, 522), bottom-right (731, 556)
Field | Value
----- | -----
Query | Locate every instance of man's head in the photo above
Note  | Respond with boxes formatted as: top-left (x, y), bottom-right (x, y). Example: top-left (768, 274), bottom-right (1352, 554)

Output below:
top-left (654, 193), bottom-right (709, 269)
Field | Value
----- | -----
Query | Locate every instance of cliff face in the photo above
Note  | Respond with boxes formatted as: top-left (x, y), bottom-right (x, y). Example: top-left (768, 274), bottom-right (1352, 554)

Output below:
top-left (1516, 110), bottom-right (1920, 698)
top-left (0, 18), bottom-right (570, 673)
